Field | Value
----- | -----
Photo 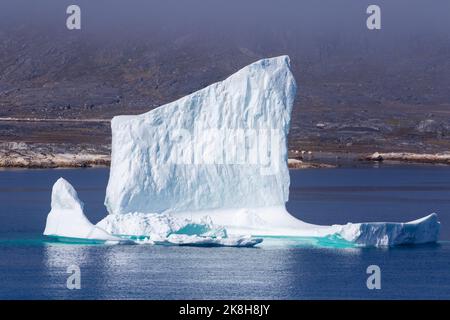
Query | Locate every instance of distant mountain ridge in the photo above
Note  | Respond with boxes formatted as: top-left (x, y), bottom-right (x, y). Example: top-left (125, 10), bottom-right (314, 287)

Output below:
top-left (0, 2), bottom-right (449, 153)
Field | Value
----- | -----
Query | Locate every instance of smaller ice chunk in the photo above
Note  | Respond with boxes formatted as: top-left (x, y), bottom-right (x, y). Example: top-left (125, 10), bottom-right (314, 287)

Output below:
top-left (336, 213), bottom-right (440, 247)
top-left (43, 178), bottom-right (122, 242)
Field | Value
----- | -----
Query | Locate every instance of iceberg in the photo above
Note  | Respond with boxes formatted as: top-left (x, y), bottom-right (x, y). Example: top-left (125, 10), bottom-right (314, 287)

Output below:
top-left (44, 55), bottom-right (440, 247)
top-left (335, 214), bottom-right (440, 246)
top-left (43, 178), bottom-right (123, 244)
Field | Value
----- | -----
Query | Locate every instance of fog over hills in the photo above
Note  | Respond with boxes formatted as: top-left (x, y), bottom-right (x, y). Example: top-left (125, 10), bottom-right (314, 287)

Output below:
top-left (0, 0), bottom-right (449, 153)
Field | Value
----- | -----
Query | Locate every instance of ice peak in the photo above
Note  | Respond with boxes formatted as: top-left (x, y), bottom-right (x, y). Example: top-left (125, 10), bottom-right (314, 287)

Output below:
top-left (51, 177), bottom-right (84, 213)
top-left (44, 178), bottom-right (120, 242)
top-left (105, 56), bottom-right (297, 215)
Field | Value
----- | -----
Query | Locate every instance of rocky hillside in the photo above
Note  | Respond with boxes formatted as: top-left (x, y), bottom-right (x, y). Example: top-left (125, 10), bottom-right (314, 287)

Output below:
top-left (0, 0), bottom-right (449, 154)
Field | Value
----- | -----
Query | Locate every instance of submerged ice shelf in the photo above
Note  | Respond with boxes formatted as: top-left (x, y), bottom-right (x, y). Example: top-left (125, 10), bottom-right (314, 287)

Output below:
top-left (43, 56), bottom-right (440, 247)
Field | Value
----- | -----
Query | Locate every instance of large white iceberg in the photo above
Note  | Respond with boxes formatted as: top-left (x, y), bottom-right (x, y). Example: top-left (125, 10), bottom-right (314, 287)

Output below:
top-left (44, 55), bottom-right (440, 247)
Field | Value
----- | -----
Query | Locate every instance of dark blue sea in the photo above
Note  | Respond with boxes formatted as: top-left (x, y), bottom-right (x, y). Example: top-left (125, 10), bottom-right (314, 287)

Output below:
top-left (0, 165), bottom-right (449, 299)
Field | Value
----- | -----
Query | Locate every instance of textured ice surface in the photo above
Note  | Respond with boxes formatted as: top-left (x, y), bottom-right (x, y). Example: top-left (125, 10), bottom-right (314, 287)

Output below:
top-left (96, 212), bottom-right (227, 242)
top-left (97, 213), bottom-right (262, 247)
top-left (105, 55), bottom-right (295, 215)
top-left (44, 56), bottom-right (440, 247)
top-left (336, 213), bottom-right (440, 246)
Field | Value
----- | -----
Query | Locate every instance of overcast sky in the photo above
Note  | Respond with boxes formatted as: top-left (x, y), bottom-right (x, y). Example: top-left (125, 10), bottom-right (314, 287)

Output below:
top-left (1, 0), bottom-right (449, 40)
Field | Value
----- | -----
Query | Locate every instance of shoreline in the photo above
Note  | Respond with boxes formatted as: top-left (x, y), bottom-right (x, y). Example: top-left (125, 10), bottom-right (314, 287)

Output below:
top-left (363, 151), bottom-right (450, 165)
top-left (1, 143), bottom-right (449, 169)
top-left (0, 151), bottom-right (110, 168)
top-left (0, 150), bottom-right (331, 169)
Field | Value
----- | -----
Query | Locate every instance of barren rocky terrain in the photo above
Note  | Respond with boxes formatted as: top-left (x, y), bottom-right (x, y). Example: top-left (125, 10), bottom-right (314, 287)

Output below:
top-left (0, 1), bottom-right (449, 167)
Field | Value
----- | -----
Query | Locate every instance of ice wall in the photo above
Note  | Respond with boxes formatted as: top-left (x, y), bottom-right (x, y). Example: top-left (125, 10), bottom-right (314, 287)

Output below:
top-left (105, 56), bottom-right (296, 215)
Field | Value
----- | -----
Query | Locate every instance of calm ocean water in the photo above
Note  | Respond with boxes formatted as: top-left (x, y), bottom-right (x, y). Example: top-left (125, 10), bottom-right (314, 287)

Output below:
top-left (0, 165), bottom-right (449, 299)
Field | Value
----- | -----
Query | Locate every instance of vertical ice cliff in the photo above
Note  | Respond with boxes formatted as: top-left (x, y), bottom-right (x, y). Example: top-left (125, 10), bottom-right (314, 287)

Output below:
top-left (105, 56), bottom-right (295, 215)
